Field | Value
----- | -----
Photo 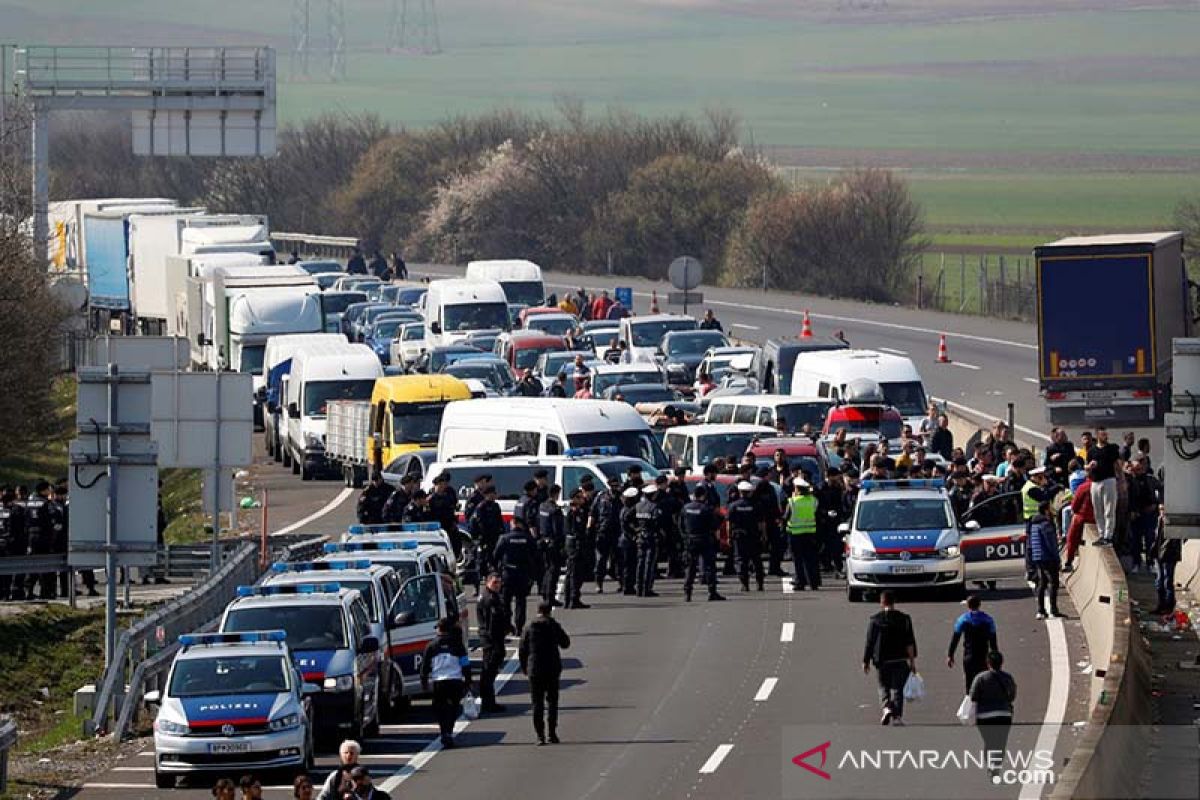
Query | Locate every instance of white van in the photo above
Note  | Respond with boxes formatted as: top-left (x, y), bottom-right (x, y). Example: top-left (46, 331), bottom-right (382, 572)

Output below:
top-left (790, 349), bottom-right (929, 431)
top-left (704, 394), bottom-right (835, 434)
top-left (662, 423), bottom-right (776, 476)
top-left (284, 343), bottom-right (383, 480)
top-left (438, 397), bottom-right (668, 468)
top-left (465, 259), bottom-right (545, 307)
top-left (261, 332), bottom-right (348, 460)
top-left (423, 278), bottom-right (510, 348)
top-left (618, 314), bottom-right (698, 364)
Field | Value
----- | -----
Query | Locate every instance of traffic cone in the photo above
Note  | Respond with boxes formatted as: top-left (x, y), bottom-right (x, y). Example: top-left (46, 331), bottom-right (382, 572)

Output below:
top-left (936, 333), bottom-right (951, 363)
top-left (650, 290), bottom-right (660, 314)
top-left (800, 309), bottom-right (814, 339)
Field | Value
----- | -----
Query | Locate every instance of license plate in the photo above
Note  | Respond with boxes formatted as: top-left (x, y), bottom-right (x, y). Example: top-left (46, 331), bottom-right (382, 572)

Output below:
top-left (1083, 390), bottom-right (1115, 399)
top-left (891, 564), bottom-right (924, 574)
top-left (209, 742), bottom-right (251, 754)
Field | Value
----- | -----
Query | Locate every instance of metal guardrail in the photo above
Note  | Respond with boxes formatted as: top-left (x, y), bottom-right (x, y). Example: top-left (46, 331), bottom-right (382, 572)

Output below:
top-left (106, 536), bottom-right (328, 741)
top-left (0, 543), bottom-right (236, 580)
top-left (0, 554), bottom-right (69, 576)
top-left (0, 716), bottom-right (16, 794)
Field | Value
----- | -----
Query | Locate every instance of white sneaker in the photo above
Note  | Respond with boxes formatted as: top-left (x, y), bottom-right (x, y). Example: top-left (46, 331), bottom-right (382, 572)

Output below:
top-left (1036, 611), bottom-right (1048, 620)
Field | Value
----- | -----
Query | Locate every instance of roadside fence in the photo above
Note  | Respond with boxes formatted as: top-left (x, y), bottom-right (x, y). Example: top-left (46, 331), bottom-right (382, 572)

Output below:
top-left (916, 252), bottom-right (1037, 321)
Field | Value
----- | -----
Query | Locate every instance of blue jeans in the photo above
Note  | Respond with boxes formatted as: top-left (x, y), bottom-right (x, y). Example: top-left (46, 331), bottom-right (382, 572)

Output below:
top-left (1130, 512), bottom-right (1157, 567)
top-left (1156, 560), bottom-right (1177, 611)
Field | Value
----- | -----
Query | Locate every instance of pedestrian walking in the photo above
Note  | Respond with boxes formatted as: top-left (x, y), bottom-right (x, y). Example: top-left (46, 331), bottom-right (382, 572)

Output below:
top-left (1151, 518), bottom-right (1182, 615)
top-left (681, 487), bottom-right (725, 602)
top-left (1087, 426), bottom-right (1121, 545)
top-left (947, 595), bottom-right (998, 694)
top-left (346, 766), bottom-right (391, 800)
top-left (519, 601), bottom-right (571, 745)
top-left (495, 516), bottom-right (537, 636)
top-left (1028, 500), bottom-right (1064, 620)
top-left (316, 740), bottom-right (360, 800)
top-left (784, 479), bottom-right (821, 590)
top-left (969, 651), bottom-right (1017, 778)
top-left (862, 591), bottom-right (918, 726)
top-left (420, 615), bottom-right (472, 748)
top-left (476, 572), bottom-right (510, 713)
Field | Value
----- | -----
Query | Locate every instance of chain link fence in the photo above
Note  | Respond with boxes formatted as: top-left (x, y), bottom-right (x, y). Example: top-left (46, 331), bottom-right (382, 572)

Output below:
top-left (915, 252), bottom-right (1037, 321)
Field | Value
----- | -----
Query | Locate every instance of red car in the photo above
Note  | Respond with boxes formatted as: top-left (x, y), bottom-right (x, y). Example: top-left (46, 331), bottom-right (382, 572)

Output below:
top-left (745, 436), bottom-right (831, 487)
top-left (495, 331), bottom-right (568, 378)
top-left (822, 403), bottom-right (903, 441)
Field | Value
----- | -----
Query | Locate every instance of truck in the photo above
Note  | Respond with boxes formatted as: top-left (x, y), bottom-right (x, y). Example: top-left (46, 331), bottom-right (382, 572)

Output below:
top-left (1036, 232), bottom-right (1192, 424)
top-left (48, 197), bottom-right (176, 271)
top-left (128, 213), bottom-right (274, 333)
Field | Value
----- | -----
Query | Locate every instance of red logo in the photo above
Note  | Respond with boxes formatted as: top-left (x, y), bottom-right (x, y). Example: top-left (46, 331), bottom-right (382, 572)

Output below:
top-left (792, 741), bottom-right (832, 780)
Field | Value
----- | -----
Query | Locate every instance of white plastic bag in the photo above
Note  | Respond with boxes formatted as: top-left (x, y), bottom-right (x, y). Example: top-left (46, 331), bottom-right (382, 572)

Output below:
top-left (902, 671), bottom-right (925, 702)
top-left (955, 694), bottom-right (976, 725)
top-left (461, 690), bottom-right (480, 721)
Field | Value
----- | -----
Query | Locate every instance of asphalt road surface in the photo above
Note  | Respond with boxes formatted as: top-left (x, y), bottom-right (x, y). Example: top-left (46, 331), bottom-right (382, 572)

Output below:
top-left (75, 275), bottom-right (1103, 799)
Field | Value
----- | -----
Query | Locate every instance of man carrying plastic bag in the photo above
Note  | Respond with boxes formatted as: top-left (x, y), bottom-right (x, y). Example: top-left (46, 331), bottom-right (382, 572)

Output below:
top-left (862, 590), bottom-right (919, 726)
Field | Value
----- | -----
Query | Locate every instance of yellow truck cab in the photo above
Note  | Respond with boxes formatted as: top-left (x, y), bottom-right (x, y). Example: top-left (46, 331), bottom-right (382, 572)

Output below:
top-left (370, 375), bottom-right (472, 469)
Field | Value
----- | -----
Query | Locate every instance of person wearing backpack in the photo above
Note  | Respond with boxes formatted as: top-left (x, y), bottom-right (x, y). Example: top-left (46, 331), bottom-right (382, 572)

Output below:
top-left (862, 590), bottom-right (918, 726)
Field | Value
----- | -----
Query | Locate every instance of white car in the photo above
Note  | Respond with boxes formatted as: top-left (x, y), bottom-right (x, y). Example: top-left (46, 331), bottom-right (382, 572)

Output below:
top-left (390, 321), bottom-right (426, 369)
top-left (693, 346), bottom-right (759, 393)
top-left (524, 312), bottom-right (578, 337)
top-left (590, 362), bottom-right (667, 396)
top-left (661, 423), bottom-right (775, 475)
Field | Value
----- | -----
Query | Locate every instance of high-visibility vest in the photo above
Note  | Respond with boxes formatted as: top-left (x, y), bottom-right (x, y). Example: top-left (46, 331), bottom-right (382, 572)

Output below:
top-left (786, 494), bottom-right (817, 535)
top-left (1021, 481), bottom-right (1039, 520)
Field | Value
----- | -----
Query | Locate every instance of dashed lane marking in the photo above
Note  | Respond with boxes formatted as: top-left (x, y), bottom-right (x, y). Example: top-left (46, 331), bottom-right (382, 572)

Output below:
top-left (730, 323), bottom-right (760, 331)
top-left (1023, 377), bottom-right (1040, 384)
top-left (878, 347), bottom-right (908, 355)
top-left (951, 360), bottom-right (982, 370)
top-left (699, 744), bottom-right (735, 774)
top-left (781, 578), bottom-right (794, 594)
top-left (780, 622), bottom-right (795, 642)
top-left (934, 397), bottom-right (1051, 443)
top-left (753, 677), bottom-right (778, 702)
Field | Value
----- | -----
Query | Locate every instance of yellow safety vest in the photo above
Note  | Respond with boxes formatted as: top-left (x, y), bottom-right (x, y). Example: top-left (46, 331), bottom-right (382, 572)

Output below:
top-left (1021, 480), bottom-right (1039, 520)
top-left (786, 494), bottom-right (817, 535)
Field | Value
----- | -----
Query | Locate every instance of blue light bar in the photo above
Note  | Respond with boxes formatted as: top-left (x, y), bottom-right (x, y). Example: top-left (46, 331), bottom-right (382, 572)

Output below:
top-left (325, 540), bottom-right (418, 553)
top-left (860, 479), bottom-right (944, 493)
top-left (235, 582), bottom-right (342, 596)
top-left (179, 630), bottom-right (286, 647)
top-left (271, 559), bottom-right (372, 573)
top-left (347, 522), bottom-right (441, 536)
top-left (564, 446), bottom-right (618, 457)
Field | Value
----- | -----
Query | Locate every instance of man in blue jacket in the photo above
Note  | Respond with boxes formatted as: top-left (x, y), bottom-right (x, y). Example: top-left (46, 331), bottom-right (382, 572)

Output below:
top-left (1027, 500), bottom-right (1063, 620)
top-left (947, 595), bottom-right (999, 693)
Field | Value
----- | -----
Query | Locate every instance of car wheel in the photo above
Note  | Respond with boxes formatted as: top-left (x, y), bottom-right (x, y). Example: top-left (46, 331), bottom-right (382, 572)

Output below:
top-left (282, 445), bottom-right (292, 468)
top-left (383, 668), bottom-right (404, 722)
top-left (155, 771), bottom-right (175, 789)
top-left (264, 432), bottom-right (274, 457)
top-left (300, 459), bottom-right (312, 481)
top-left (291, 452), bottom-right (300, 475)
top-left (847, 585), bottom-right (863, 603)
top-left (986, 580), bottom-right (997, 591)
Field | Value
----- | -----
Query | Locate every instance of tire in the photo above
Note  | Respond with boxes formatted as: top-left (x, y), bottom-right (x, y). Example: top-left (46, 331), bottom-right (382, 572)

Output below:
top-left (291, 451), bottom-right (300, 475)
top-left (282, 445), bottom-right (292, 468)
top-left (300, 458), bottom-right (312, 481)
top-left (155, 771), bottom-right (174, 789)
top-left (986, 581), bottom-right (998, 591)
top-left (352, 467), bottom-right (365, 489)
top-left (264, 431), bottom-right (274, 458)
top-left (383, 669), bottom-right (404, 722)
top-left (847, 585), bottom-right (863, 603)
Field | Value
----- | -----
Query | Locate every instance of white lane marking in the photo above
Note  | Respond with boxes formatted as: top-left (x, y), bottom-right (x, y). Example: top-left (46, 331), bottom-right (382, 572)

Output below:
top-left (1019, 619), bottom-right (1069, 800)
top-left (730, 323), bottom-right (760, 331)
top-left (878, 347), bottom-right (908, 355)
top-left (377, 655), bottom-right (522, 793)
top-left (271, 487), bottom-right (354, 536)
top-left (83, 784), bottom-right (153, 789)
top-left (1023, 377), bottom-right (1040, 384)
top-left (951, 361), bottom-right (982, 370)
top-left (136, 750), bottom-right (152, 756)
top-left (112, 767), bottom-right (154, 772)
top-left (699, 743), bottom-right (735, 774)
top-left (357, 753), bottom-right (415, 761)
top-left (781, 577), bottom-right (794, 594)
top-left (934, 397), bottom-right (1051, 443)
top-left (780, 622), bottom-right (795, 642)
top-left (753, 677), bottom-right (778, 702)
top-left (379, 722), bottom-right (441, 732)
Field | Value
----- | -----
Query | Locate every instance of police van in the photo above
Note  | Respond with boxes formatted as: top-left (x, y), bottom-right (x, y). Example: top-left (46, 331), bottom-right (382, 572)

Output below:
top-left (218, 584), bottom-right (381, 742)
top-left (147, 630), bottom-right (314, 789)
top-left (842, 479), bottom-right (966, 602)
top-left (263, 560), bottom-right (405, 718)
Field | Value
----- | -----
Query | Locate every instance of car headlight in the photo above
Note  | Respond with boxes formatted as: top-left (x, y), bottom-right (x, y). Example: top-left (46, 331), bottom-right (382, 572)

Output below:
top-left (155, 717), bottom-right (189, 735)
top-left (850, 546), bottom-right (877, 561)
top-left (323, 675), bottom-right (354, 692)
top-left (939, 545), bottom-right (960, 558)
top-left (304, 432), bottom-right (325, 449)
top-left (269, 713), bottom-right (302, 731)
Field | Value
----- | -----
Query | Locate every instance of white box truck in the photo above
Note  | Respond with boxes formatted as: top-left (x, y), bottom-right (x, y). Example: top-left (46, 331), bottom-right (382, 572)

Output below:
top-left (48, 197), bottom-right (176, 271)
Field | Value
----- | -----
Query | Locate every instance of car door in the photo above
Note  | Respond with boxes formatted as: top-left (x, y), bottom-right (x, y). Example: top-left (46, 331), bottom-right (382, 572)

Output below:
top-left (349, 598), bottom-right (381, 722)
top-left (960, 491), bottom-right (1028, 581)
top-left (386, 573), bottom-right (442, 694)
top-left (436, 572), bottom-right (470, 652)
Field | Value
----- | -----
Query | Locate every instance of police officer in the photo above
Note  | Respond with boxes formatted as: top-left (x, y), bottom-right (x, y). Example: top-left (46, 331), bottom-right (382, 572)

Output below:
top-left (728, 482), bottom-right (765, 592)
top-left (429, 472), bottom-right (462, 558)
top-left (755, 478), bottom-right (787, 578)
top-left (563, 488), bottom-right (591, 609)
top-left (618, 487), bottom-right (641, 595)
top-left (356, 472), bottom-right (393, 525)
top-left (475, 571), bottom-right (511, 713)
top-left (53, 480), bottom-right (77, 598)
top-left (470, 484), bottom-right (505, 581)
top-left (784, 479), bottom-right (821, 591)
top-left (590, 476), bottom-right (623, 593)
top-left (463, 474), bottom-right (492, 533)
top-left (533, 469), bottom-right (551, 506)
top-left (634, 484), bottom-right (663, 597)
top-left (25, 480), bottom-right (61, 600)
top-left (681, 486), bottom-right (726, 602)
top-left (537, 485), bottom-right (566, 606)
top-left (623, 465), bottom-right (645, 493)
top-left (697, 464), bottom-right (722, 509)
top-left (402, 489), bottom-right (434, 523)
top-left (0, 486), bottom-right (27, 601)
top-left (654, 474), bottom-right (683, 580)
top-left (816, 467), bottom-right (847, 577)
top-left (381, 474), bottom-right (417, 524)
top-left (494, 513), bottom-right (537, 635)
top-left (513, 481), bottom-right (541, 539)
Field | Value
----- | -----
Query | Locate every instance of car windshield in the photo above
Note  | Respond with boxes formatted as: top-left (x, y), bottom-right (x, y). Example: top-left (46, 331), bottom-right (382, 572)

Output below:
top-left (609, 385), bottom-right (676, 404)
top-left (666, 331), bottom-right (728, 356)
top-left (225, 605), bottom-right (345, 650)
top-left (316, 273), bottom-right (342, 289)
top-left (433, 349), bottom-right (486, 371)
top-left (528, 317), bottom-right (575, 336)
top-left (371, 319), bottom-right (405, 339)
top-left (515, 345), bottom-right (562, 370)
top-left (239, 345), bottom-right (266, 374)
top-left (397, 289), bottom-right (426, 305)
top-left (856, 497), bottom-right (950, 531)
top-left (169, 655), bottom-right (289, 697)
top-left (303, 379), bottom-right (376, 417)
top-left (595, 460), bottom-right (661, 482)
top-left (593, 369), bottom-right (663, 395)
top-left (629, 319), bottom-right (698, 347)
top-left (445, 362), bottom-right (514, 391)
top-left (466, 334), bottom-right (499, 351)
top-left (444, 302), bottom-right (509, 332)
top-left (392, 402), bottom-right (448, 445)
top-left (322, 293), bottom-right (367, 314)
top-left (379, 287), bottom-right (402, 302)
top-left (500, 281), bottom-right (544, 306)
top-left (696, 432), bottom-right (764, 466)
top-left (300, 261), bottom-right (342, 275)
top-left (881, 381), bottom-right (928, 417)
top-left (402, 325), bottom-right (424, 342)
top-left (567, 430), bottom-right (668, 469)
top-left (541, 352), bottom-right (589, 375)
top-left (774, 403), bottom-right (832, 432)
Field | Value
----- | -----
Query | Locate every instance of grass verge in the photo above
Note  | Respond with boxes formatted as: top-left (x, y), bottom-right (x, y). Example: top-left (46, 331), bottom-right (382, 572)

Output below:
top-left (0, 378), bottom-right (74, 489)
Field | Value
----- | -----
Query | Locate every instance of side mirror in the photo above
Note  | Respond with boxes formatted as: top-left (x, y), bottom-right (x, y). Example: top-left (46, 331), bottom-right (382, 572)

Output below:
top-left (390, 611), bottom-right (415, 628)
top-left (430, 321), bottom-right (442, 335)
top-left (301, 682), bottom-right (321, 696)
top-left (964, 520), bottom-right (981, 531)
top-left (287, 402), bottom-right (300, 419)
top-left (837, 522), bottom-right (850, 535)
top-left (143, 689), bottom-right (161, 705)
top-left (359, 636), bottom-right (380, 655)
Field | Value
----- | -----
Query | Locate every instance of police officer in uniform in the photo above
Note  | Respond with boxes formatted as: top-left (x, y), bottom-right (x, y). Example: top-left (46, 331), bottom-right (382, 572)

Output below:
top-left (402, 489), bottom-right (434, 523)
top-left (533, 469), bottom-right (551, 506)
top-left (681, 487), bottom-right (726, 602)
top-left (494, 514), bottom-right (537, 635)
top-left (784, 479), bottom-right (821, 590)
top-left (469, 484), bottom-right (505, 581)
top-left (537, 485), bottom-right (566, 606)
top-left (25, 480), bottom-right (61, 600)
top-left (53, 481), bottom-right (75, 598)
top-left (475, 571), bottom-right (511, 713)
top-left (356, 472), bottom-right (393, 525)
top-left (514, 481), bottom-right (540, 537)
top-left (634, 484), bottom-right (663, 597)
top-left (755, 478), bottom-right (787, 578)
top-left (815, 468), bottom-right (847, 577)
top-left (618, 487), bottom-right (641, 595)
top-left (665, 469), bottom-right (690, 578)
top-left (429, 472), bottom-right (462, 559)
top-left (381, 474), bottom-right (417, 524)
top-left (0, 486), bottom-right (27, 601)
top-left (590, 476), bottom-right (623, 593)
top-left (463, 474), bottom-right (491, 533)
top-left (563, 489), bottom-right (591, 609)
top-left (728, 482), bottom-right (765, 592)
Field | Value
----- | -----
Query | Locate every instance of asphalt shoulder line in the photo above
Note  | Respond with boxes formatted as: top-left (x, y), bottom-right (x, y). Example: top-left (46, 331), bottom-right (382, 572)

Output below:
top-left (698, 743), bottom-right (735, 774)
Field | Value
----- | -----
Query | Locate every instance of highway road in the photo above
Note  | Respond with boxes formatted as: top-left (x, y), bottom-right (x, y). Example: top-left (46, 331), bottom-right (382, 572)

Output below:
top-left (76, 274), bottom-right (1101, 800)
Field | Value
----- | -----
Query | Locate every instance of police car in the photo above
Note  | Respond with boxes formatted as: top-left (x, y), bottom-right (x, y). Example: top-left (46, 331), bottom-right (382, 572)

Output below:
top-left (342, 521), bottom-right (457, 568)
top-left (263, 561), bottom-right (405, 719)
top-left (842, 479), bottom-right (966, 602)
top-left (218, 584), bottom-right (381, 742)
top-left (147, 630), bottom-right (313, 789)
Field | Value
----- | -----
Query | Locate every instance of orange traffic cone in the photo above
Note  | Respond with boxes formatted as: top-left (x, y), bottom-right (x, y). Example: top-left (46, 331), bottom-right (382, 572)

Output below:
top-left (650, 290), bottom-right (660, 314)
top-left (936, 333), bottom-right (951, 363)
top-left (800, 309), bottom-right (814, 339)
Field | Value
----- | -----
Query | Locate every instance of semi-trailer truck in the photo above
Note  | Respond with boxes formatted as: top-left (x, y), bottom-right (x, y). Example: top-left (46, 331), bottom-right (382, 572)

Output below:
top-left (1036, 232), bottom-right (1192, 424)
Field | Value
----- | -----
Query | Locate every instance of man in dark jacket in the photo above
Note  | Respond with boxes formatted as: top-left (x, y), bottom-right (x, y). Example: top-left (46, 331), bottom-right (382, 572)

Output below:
top-left (681, 487), bottom-right (725, 602)
top-left (862, 591), bottom-right (918, 726)
top-left (1027, 500), bottom-right (1062, 619)
top-left (563, 489), bottom-right (592, 609)
top-left (380, 474), bottom-right (416, 524)
top-left (929, 414), bottom-right (954, 461)
top-left (495, 518), bottom-right (537, 635)
top-left (469, 484), bottom-right (505, 580)
top-left (634, 485), bottom-right (664, 597)
top-left (355, 473), bottom-right (391, 525)
top-left (518, 602), bottom-right (571, 745)
top-left (537, 485), bottom-right (566, 605)
top-left (618, 487), bottom-right (641, 595)
top-left (401, 489), bottom-right (433, 523)
top-left (969, 650), bottom-right (1017, 778)
top-left (429, 472), bottom-right (462, 559)
top-left (475, 572), bottom-right (511, 713)
top-left (947, 595), bottom-right (999, 694)
top-left (589, 476), bottom-right (622, 593)
top-left (346, 248), bottom-right (367, 275)
top-left (727, 483), bottom-right (764, 592)
top-left (419, 616), bottom-right (472, 748)
top-left (1152, 520), bottom-right (1182, 614)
